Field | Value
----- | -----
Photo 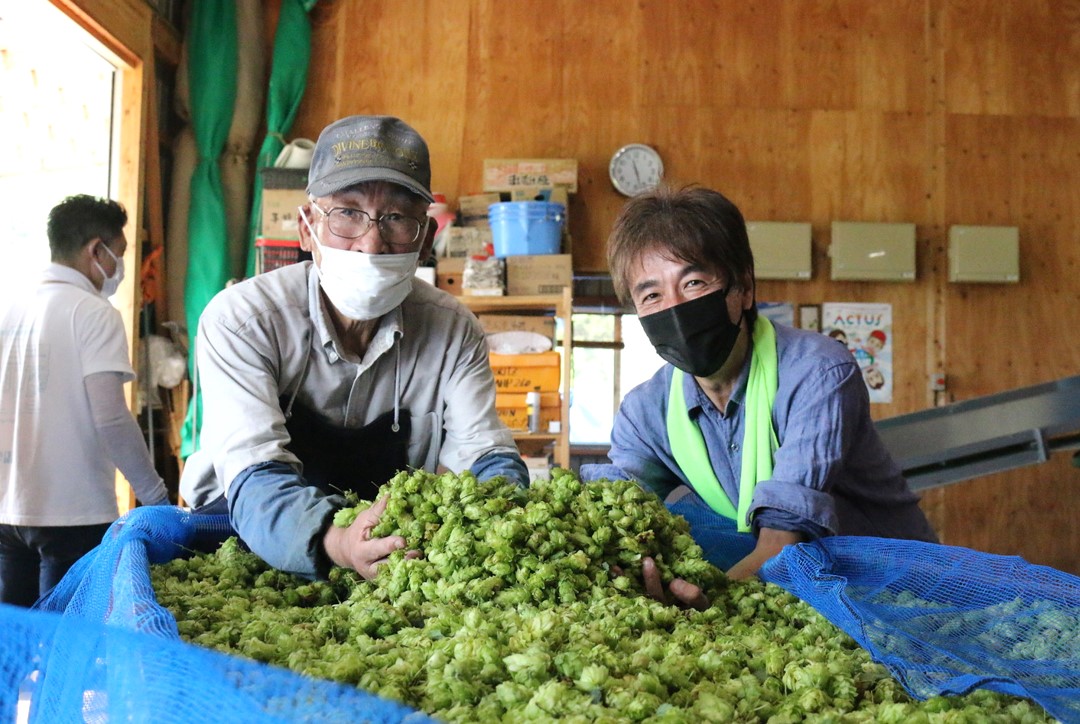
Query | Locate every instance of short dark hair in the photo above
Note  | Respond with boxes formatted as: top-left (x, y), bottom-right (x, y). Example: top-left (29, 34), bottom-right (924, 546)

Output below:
top-left (607, 185), bottom-right (757, 323)
top-left (47, 194), bottom-right (127, 262)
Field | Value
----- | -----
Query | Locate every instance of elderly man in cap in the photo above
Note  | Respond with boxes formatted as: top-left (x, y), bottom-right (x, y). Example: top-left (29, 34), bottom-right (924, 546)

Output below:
top-left (180, 116), bottom-right (527, 580)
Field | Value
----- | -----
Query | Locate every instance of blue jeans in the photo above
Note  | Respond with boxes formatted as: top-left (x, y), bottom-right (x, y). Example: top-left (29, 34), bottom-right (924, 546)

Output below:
top-left (0, 523), bottom-right (111, 607)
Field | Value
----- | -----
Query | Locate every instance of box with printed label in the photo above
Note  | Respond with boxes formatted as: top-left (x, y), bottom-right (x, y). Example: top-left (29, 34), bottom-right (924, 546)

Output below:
top-left (483, 159), bottom-right (578, 193)
top-left (261, 189), bottom-right (308, 240)
top-left (476, 314), bottom-right (555, 339)
top-left (489, 351), bottom-right (561, 392)
top-left (505, 254), bottom-right (572, 296)
top-left (259, 168), bottom-right (308, 241)
top-left (439, 227), bottom-right (492, 258)
top-left (495, 391), bottom-right (561, 431)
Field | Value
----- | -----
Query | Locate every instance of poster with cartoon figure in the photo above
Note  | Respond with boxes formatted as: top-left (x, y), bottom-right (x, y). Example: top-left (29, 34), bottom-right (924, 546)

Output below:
top-left (821, 302), bottom-right (893, 403)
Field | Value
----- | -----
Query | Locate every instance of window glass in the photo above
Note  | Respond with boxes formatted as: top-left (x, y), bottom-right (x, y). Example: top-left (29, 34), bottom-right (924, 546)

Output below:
top-left (571, 313), bottom-right (614, 343)
top-left (569, 312), bottom-right (663, 445)
top-left (0, 1), bottom-right (116, 296)
top-left (620, 314), bottom-right (664, 395)
top-left (569, 346), bottom-right (616, 444)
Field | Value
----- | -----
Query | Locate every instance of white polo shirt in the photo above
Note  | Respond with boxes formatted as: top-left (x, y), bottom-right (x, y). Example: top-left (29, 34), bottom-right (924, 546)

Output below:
top-left (0, 264), bottom-right (135, 526)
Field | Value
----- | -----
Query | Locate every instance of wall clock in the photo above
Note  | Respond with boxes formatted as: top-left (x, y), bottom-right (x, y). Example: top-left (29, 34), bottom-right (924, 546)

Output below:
top-left (609, 143), bottom-right (664, 197)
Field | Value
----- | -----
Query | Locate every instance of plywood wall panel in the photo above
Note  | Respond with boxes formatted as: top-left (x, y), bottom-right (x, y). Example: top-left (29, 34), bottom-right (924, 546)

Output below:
top-left (945, 114), bottom-right (1080, 393)
top-left (942, 0), bottom-right (1080, 117)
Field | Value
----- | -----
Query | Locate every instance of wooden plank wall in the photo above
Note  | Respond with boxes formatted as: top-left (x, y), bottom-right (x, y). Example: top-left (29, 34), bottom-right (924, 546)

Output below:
top-left (289, 0), bottom-right (1080, 574)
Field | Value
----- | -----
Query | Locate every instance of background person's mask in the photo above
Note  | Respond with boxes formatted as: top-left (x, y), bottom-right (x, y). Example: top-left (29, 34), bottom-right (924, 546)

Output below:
top-left (639, 287), bottom-right (743, 377)
top-left (302, 208), bottom-right (418, 321)
top-left (94, 242), bottom-right (125, 298)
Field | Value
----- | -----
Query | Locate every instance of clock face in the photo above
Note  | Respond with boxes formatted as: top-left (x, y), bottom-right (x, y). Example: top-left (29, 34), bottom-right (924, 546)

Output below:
top-left (609, 144), bottom-right (664, 196)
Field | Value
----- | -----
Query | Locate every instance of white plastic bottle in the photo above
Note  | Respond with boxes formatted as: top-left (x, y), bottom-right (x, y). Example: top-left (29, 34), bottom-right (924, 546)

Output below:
top-left (526, 389), bottom-right (541, 433)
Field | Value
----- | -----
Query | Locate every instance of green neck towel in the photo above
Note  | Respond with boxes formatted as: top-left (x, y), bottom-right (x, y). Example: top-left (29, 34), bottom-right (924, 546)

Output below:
top-left (666, 315), bottom-right (779, 532)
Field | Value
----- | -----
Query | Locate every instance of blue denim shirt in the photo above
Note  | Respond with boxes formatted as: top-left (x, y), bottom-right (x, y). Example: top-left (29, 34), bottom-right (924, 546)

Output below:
top-left (582, 322), bottom-right (937, 544)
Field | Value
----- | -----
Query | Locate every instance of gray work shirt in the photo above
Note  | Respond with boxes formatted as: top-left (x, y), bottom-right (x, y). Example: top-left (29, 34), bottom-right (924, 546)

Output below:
top-left (181, 262), bottom-right (519, 509)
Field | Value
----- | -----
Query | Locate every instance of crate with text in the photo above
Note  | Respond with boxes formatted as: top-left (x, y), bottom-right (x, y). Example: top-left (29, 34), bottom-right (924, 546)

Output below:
top-left (488, 351), bottom-right (561, 392)
top-left (495, 391), bottom-right (561, 431)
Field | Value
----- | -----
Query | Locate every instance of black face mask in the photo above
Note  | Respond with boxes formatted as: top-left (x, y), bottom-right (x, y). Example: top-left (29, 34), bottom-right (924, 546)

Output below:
top-left (639, 287), bottom-right (743, 377)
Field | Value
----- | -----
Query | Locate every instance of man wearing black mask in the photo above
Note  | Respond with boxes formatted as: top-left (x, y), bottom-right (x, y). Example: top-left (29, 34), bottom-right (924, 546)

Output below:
top-left (582, 185), bottom-right (936, 604)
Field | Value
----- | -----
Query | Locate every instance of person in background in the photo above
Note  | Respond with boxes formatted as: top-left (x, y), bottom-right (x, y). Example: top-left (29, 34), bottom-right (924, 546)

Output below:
top-left (180, 115), bottom-right (527, 581)
top-left (0, 195), bottom-right (170, 607)
top-left (582, 185), bottom-right (937, 605)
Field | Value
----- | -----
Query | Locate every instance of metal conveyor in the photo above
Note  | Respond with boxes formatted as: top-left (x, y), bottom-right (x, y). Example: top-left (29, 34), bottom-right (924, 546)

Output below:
top-left (875, 375), bottom-right (1080, 491)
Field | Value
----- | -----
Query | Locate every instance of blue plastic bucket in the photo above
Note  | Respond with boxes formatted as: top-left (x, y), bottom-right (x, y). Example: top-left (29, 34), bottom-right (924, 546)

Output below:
top-left (488, 201), bottom-right (565, 257)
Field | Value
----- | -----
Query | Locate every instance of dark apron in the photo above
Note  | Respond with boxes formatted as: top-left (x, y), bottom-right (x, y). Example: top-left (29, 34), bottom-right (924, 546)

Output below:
top-left (282, 398), bottom-right (411, 501)
top-left (193, 400), bottom-right (411, 519)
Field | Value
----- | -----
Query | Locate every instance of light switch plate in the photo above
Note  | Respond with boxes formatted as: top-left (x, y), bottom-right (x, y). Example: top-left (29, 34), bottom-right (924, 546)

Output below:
top-left (948, 225), bottom-right (1019, 283)
top-left (746, 221), bottom-right (812, 280)
top-left (829, 222), bottom-right (916, 281)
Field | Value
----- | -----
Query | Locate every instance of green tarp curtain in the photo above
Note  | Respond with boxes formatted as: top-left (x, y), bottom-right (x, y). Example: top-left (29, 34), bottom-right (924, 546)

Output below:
top-left (243, 0), bottom-right (316, 278)
top-left (181, 0), bottom-right (239, 458)
top-left (182, 1), bottom-right (316, 458)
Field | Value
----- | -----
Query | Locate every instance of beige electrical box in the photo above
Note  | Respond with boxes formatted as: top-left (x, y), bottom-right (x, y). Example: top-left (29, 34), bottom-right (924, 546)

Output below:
top-left (746, 221), bottom-right (812, 280)
top-left (948, 225), bottom-right (1019, 283)
top-left (829, 222), bottom-right (916, 281)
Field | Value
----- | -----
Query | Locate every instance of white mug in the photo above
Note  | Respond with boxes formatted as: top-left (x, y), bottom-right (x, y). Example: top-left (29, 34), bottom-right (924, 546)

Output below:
top-left (274, 138), bottom-right (315, 169)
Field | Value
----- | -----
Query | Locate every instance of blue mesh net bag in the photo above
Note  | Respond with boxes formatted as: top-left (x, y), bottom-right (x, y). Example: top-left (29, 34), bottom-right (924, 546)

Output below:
top-left (759, 537), bottom-right (1080, 723)
top-left (0, 506), bottom-right (434, 723)
top-left (7, 502), bottom-right (1079, 722)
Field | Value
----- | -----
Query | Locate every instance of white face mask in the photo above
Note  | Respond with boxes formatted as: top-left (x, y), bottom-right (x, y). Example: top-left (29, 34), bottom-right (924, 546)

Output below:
top-left (94, 242), bottom-right (125, 298)
top-left (301, 208), bottom-right (418, 321)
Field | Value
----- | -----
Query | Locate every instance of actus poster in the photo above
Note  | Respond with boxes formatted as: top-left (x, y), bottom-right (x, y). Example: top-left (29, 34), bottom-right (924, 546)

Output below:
top-left (821, 302), bottom-right (893, 403)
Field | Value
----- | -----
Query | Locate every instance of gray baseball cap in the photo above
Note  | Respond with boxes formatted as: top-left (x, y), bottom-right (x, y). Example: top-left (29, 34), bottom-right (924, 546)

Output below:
top-left (305, 115), bottom-right (434, 202)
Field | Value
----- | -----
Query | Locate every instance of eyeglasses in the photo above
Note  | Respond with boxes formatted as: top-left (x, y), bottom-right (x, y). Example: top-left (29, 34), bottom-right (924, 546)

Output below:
top-left (310, 202), bottom-right (426, 247)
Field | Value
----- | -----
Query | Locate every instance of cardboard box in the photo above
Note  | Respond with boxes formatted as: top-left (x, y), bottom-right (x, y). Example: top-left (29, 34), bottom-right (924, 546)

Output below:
top-left (439, 227), bottom-right (491, 258)
top-left (260, 168), bottom-right (309, 240)
top-left (261, 189), bottom-right (308, 240)
top-left (489, 351), bottom-right (561, 392)
top-left (476, 314), bottom-right (555, 339)
top-left (483, 159), bottom-right (578, 193)
top-left (505, 254), bottom-right (572, 296)
top-left (522, 454), bottom-right (553, 483)
top-left (458, 193), bottom-right (502, 228)
top-left (436, 257), bottom-right (466, 296)
top-left (495, 391), bottom-right (561, 432)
